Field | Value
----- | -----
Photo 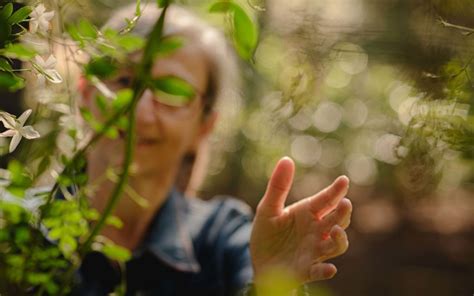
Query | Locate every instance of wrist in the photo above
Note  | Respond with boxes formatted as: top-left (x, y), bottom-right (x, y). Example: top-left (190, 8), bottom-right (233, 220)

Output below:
top-left (252, 266), bottom-right (300, 296)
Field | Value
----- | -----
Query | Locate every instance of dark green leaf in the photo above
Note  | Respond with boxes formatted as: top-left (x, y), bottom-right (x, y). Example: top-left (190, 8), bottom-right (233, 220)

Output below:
top-left (14, 226), bottom-right (30, 244)
top-left (0, 3), bottom-right (13, 20)
top-left (26, 273), bottom-right (50, 285)
top-left (151, 76), bottom-right (195, 97)
top-left (85, 57), bottom-right (118, 79)
top-left (0, 71), bottom-right (24, 90)
top-left (0, 58), bottom-right (12, 71)
top-left (8, 6), bottom-right (32, 24)
top-left (0, 18), bottom-right (11, 46)
top-left (156, 0), bottom-right (169, 8)
top-left (140, 5), bottom-right (167, 77)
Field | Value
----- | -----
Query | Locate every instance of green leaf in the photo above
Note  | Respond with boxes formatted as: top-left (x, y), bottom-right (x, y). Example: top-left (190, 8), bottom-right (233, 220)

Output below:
top-left (115, 34), bottom-right (145, 53)
top-left (48, 228), bottom-right (62, 240)
top-left (77, 19), bottom-right (97, 39)
top-left (8, 6), bottom-right (32, 24)
top-left (79, 107), bottom-right (94, 125)
top-left (15, 226), bottom-right (30, 244)
top-left (140, 4), bottom-right (167, 77)
top-left (116, 115), bottom-right (129, 130)
top-left (157, 36), bottom-right (183, 56)
top-left (7, 159), bottom-right (31, 188)
top-left (2, 43), bottom-right (37, 60)
top-left (0, 58), bottom-right (12, 71)
top-left (85, 57), bottom-right (118, 79)
top-left (84, 208), bottom-right (100, 221)
top-left (0, 3), bottom-right (13, 20)
top-left (26, 273), bottom-right (50, 285)
top-left (95, 95), bottom-right (108, 114)
top-left (66, 24), bottom-right (83, 46)
top-left (232, 5), bottom-right (258, 60)
top-left (151, 76), bottom-right (195, 97)
top-left (0, 71), bottom-right (24, 91)
top-left (209, 1), bottom-right (258, 60)
top-left (156, 0), bottom-right (169, 8)
top-left (106, 215), bottom-right (123, 229)
top-left (59, 235), bottom-right (77, 256)
top-left (102, 243), bottom-right (131, 262)
top-left (112, 88), bottom-right (134, 110)
top-left (209, 1), bottom-right (234, 12)
top-left (0, 17), bottom-right (12, 45)
top-left (104, 126), bottom-right (118, 139)
top-left (135, 0), bottom-right (141, 15)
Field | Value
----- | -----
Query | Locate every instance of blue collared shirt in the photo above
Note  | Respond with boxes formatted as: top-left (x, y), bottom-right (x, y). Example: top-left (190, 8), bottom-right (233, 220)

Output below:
top-left (76, 189), bottom-right (254, 296)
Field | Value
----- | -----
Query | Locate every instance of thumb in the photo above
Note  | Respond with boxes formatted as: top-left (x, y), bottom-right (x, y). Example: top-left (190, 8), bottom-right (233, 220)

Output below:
top-left (257, 157), bottom-right (295, 217)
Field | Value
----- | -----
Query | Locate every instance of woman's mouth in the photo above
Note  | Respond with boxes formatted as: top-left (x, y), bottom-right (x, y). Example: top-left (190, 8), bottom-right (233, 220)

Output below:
top-left (137, 138), bottom-right (159, 146)
top-left (118, 130), bottom-right (159, 146)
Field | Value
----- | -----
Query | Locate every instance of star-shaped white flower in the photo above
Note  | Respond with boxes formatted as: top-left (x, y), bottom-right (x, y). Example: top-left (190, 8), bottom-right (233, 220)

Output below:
top-left (0, 109), bottom-right (40, 153)
top-left (33, 55), bottom-right (63, 86)
top-left (29, 4), bottom-right (55, 34)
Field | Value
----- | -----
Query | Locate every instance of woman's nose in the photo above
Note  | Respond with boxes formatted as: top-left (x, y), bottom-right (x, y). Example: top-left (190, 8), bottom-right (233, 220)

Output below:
top-left (135, 89), bottom-right (156, 124)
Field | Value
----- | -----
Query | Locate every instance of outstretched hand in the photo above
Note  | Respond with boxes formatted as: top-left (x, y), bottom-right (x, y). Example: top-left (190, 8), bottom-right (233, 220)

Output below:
top-left (250, 157), bottom-right (352, 284)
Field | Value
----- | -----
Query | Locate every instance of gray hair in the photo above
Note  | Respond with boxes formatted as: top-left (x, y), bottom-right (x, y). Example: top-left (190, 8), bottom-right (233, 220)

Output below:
top-left (104, 3), bottom-right (240, 114)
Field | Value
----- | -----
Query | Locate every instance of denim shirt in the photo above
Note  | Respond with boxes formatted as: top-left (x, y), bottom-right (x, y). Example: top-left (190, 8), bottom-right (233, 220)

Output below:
top-left (76, 189), bottom-right (254, 296)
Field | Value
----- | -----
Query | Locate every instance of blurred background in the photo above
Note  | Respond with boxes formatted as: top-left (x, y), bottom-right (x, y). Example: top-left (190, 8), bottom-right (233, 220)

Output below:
top-left (197, 1), bottom-right (474, 294)
top-left (2, 0), bottom-right (474, 295)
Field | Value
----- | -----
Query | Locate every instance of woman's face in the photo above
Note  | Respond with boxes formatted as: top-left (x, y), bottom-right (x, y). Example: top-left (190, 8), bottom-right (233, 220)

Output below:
top-left (84, 38), bottom-right (216, 181)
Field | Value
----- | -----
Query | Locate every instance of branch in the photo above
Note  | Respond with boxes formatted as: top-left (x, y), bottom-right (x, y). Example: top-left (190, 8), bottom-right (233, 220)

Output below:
top-left (438, 17), bottom-right (474, 36)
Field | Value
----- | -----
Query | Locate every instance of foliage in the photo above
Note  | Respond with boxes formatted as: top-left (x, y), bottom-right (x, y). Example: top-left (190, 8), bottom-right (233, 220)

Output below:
top-left (0, 0), bottom-right (259, 294)
top-left (1, 0), bottom-right (472, 294)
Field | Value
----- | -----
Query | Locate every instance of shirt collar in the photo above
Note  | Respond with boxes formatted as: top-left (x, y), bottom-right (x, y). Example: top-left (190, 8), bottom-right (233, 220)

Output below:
top-left (140, 188), bottom-right (201, 273)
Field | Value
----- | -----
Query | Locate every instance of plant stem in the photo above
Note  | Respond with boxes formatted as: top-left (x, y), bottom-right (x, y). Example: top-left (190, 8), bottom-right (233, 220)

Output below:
top-left (78, 4), bottom-right (169, 255)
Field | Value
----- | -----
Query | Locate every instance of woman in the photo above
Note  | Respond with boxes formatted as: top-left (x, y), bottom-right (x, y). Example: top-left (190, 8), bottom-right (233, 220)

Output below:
top-left (76, 4), bottom-right (353, 295)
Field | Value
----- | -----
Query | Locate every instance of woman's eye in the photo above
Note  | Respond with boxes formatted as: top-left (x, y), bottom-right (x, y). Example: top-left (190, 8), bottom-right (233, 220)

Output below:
top-left (116, 76), bottom-right (132, 87)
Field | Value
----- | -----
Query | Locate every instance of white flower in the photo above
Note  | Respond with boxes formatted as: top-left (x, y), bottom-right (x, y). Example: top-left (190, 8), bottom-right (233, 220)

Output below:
top-left (33, 88), bottom-right (55, 104)
top-left (0, 109), bottom-right (40, 153)
top-left (20, 33), bottom-right (50, 54)
top-left (33, 55), bottom-right (63, 85)
top-left (0, 169), bottom-right (11, 187)
top-left (91, 76), bottom-right (115, 99)
top-left (29, 4), bottom-right (54, 34)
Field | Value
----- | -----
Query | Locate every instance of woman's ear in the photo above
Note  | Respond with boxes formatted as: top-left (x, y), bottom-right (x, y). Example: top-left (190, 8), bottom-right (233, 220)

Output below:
top-left (199, 111), bottom-right (218, 139)
top-left (189, 111), bottom-right (218, 154)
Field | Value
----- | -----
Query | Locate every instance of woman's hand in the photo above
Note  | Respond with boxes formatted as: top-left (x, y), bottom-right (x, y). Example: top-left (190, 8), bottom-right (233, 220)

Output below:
top-left (250, 157), bottom-right (352, 285)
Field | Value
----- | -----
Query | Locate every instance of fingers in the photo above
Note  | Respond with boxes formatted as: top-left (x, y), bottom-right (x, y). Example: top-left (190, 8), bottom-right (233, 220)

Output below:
top-left (310, 175), bottom-right (349, 220)
top-left (314, 225), bottom-right (349, 263)
top-left (257, 157), bottom-right (295, 217)
top-left (308, 262), bottom-right (337, 282)
top-left (319, 198), bottom-right (352, 233)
